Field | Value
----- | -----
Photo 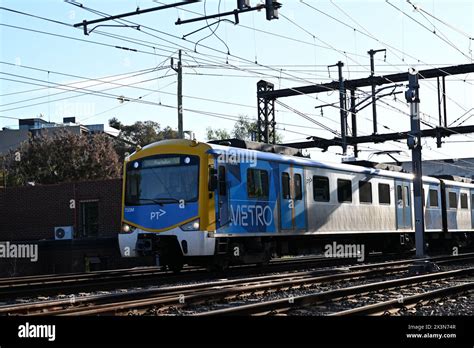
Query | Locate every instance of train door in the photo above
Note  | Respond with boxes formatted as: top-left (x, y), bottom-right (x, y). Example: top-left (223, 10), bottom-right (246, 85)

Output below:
top-left (396, 180), bottom-right (412, 229)
top-left (279, 164), bottom-right (307, 231)
top-left (217, 165), bottom-right (230, 227)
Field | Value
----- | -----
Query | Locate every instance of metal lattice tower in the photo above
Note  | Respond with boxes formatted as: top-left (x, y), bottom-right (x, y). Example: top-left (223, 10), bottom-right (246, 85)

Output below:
top-left (257, 80), bottom-right (276, 144)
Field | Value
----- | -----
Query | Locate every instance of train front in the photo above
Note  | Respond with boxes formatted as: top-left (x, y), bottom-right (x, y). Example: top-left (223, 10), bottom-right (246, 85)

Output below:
top-left (118, 139), bottom-right (216, 272)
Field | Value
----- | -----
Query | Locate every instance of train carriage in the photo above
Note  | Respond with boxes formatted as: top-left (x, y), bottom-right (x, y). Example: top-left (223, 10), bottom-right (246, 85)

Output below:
top-left (119, 139), bottom-right (474, 271)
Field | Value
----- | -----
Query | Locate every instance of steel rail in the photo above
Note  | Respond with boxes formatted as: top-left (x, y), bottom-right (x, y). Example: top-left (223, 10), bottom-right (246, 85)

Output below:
top-left (195, 267), bottom-right (474, 316)
top-left (330, 282), bottom-right (474, 316)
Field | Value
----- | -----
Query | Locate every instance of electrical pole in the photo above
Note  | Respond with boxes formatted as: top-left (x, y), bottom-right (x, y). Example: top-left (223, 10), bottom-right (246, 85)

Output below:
top-left (172, 50), bottom-right (184, 139)
top-left (368, 49), bottom-right (386, 134)
top-left (327, 61), bottom-right (347, 154)
top-left (350, 89), bottom-right (358, 157)
top-left (337, 61), bottom-right (347, 155)
top-left (257, 80), bottom-right (276, 144)
top-left (405, 69), bottom-right (425, 258)
top-left (177, 50), bottom-right (183, 139)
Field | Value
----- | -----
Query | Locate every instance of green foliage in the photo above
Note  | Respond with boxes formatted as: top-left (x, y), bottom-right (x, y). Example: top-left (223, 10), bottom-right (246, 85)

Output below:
top-left (1, 131), bottom-right (122, 187)
top-left (109, 117), bottom-right (179, 146)
top-left (109, 117), bottom-right (180, 158)
top-left (206, 115), bottom-right (283, 143)
top-left (206, 127), bottom-right (231, 141)
top-left (232, 115), bottom-right (257, 141)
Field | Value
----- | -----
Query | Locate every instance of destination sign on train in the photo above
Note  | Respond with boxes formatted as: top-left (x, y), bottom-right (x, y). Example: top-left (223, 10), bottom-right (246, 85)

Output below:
top-left (141, 157), bottom-right (181, 168)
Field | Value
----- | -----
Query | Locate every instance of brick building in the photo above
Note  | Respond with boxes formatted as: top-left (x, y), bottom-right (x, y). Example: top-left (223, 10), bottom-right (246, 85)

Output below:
top-left (0, 179), bottom-right (152, 277)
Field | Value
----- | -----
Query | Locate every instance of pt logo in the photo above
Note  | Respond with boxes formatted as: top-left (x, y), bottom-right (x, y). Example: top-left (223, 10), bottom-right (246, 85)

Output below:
top-left (150, 209), bottom-right (166, 220)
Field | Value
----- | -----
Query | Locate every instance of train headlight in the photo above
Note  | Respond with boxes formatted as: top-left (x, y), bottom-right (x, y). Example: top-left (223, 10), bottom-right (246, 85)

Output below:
top-left (180, 219), bottom-right (200, 231)
top-left (121, 224), bottom-right (135, 233)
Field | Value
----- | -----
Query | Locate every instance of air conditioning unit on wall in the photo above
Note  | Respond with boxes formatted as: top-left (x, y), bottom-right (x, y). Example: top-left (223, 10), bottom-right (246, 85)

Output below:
top-left (54, 226), bottom-right (73, 240)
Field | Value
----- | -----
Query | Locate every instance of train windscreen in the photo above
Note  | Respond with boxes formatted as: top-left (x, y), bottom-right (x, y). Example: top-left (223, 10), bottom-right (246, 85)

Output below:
top-left (125, 154), bottom-right (199, 206)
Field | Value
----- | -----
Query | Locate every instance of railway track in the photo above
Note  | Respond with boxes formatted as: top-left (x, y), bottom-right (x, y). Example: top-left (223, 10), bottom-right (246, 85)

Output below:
top-left (2, 252), bottom-right (473, 316)
top-left (329, 282), bottom-right (474, 316)
top-left (0, 258), bottom-right (319, 300)
top-left (196, 267), bottom-right (474, 316)
top-left (0, 252), bottom-right (418, 300)
top-left (0, 266), bottom-right (201, 300)
top-left (2, 259), bottom-right (410, 315)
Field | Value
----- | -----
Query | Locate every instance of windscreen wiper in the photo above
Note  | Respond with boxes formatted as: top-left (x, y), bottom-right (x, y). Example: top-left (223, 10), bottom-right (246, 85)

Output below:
top-left (139, 197), bottom-right (181, 206)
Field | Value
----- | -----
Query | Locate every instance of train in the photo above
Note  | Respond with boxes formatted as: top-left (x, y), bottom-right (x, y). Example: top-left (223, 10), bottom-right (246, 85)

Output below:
top-left (118, 138), bottom-right (474, 271)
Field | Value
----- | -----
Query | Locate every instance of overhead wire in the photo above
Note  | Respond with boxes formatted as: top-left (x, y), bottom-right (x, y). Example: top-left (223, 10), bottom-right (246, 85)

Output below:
top-left (386, 0), bottom-right (472, 61)
top-left (300, 1), bottom-right (474, 142)
top-left (3, 3), bottom-right (474, 171)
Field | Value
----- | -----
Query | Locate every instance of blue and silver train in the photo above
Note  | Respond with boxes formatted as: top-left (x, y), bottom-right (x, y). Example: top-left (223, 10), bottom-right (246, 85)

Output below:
top-left (119, 139), bottom-right (474, 271)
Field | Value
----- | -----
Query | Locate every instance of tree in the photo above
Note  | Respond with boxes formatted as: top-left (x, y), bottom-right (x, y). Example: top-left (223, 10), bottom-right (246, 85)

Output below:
top-left (232, 115), bottom-right (257, 141)
top-left (109, 117), bottom-right (179, 146)
top-left (109, 118), bottom-right (180, 158)
top-left (206, 115), bottom-right (283, 143)
top-left (206, 128), bottom-right (231, 141)
top-left (1, 131), bottom-right (122, 187)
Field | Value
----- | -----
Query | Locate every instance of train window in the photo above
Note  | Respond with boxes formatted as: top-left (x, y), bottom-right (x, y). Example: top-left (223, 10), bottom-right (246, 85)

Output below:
top-left (337, 179), bottom-right (352, 203)
top-left (247, 169), bottom-right (269, 200)
top-left (218, 166), bottom-right (227, 196)
top-left (472, 194), bottom-right (474, 208)
top-left (378, 183), bottom-right (391, 204)
top-left (281, 172), bottom-right (291, 200)
top-left (396, 185), bottom-right (403, 205)
top-left (461, 193), bottom-right (468, 209)
top-left (359, 181), bottom-right (372, 204)
top-left (405, 186), bottom-right (410, 206)
top-left (429, 189), bottom-right (439, 207)
top-left (313, 176), bottom-right (330, 202)
top-left (448, 191), bottom-right (457, 209)
top-left (294, 174), bottom-right (303, 201)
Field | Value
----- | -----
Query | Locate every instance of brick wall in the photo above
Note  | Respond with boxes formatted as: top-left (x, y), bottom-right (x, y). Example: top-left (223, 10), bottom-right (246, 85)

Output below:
top-left (0, 179), bottom-right (154, 276)
top-left (0, 179), bottom-right (122, 240)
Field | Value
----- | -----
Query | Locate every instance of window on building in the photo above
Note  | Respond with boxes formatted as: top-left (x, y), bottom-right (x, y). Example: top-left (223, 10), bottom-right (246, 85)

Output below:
top-left (359, 181), bottom-right (372, 204)
top-left (429, 189), bottom-right (439, 207)
top-left (337, 179), bottom-right (352, 203)
top-left (80, 201), bottom-right (99, 238)
top-left (461, 193), bottom-right (468, 209)
top-left (294, 174), bottom-right (302, 201)
top-left (247, 169), bottom-right (269, 199)
top-left (449, 191), bottom-right (457, 209)
top-left (313, 176), bottom-right (329, 202)
top-left (378, 183), bottom-right (391, 204)
top-left (281, 172), bottom-right (290, 199)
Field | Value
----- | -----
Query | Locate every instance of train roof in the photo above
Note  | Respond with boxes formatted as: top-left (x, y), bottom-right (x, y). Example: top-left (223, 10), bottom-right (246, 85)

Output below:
top-left (134, 139), bottom-right (474, 188)
top-left (207, 142), bottom-right (474, 188)
top-left (208, 139), bottom-right (307, 157)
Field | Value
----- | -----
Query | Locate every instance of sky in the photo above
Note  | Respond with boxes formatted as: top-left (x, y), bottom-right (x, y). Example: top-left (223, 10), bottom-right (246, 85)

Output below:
top-left (0, 0), bottom-right (473, 166)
